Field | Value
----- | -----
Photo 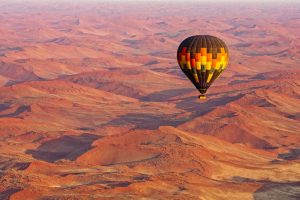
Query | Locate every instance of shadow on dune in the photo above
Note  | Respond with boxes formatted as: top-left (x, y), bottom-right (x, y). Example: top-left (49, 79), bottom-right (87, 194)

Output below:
top-left (140, 88), bottom-right (194, 102)
top-left (232, 177), bottom-right (300, 200)
top-left (0, 188), bottom-right (21, 200)
top-left (253, 182), bottom-right (300, 200)
top-left (107, 113), bottom-right (182, 130)
top-left (0, 105), bottom-right (31, 118)
top-left (0, 103), bottom-right (9, 112)
top-left (108, 91), bottom-right (244, 130)
top-left (278, 149), bottom-right (300, 160)
top-left (176, 93), bottom-right (244, 117)
top-left (84, 180), bottom-right (132, 188)
top-left (26, 133), bottom-right (100, 163)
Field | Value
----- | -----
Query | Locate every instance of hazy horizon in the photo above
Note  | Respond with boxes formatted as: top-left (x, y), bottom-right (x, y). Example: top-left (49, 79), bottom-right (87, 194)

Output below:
top-left (1, 0), bottom-right (300, 3)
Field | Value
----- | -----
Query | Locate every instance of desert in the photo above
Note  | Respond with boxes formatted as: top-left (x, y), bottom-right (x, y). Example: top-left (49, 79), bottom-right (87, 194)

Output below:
top-left (0, 1), bottom-right (299, 199)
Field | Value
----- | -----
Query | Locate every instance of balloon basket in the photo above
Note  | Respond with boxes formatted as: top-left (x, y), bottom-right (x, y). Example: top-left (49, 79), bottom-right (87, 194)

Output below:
top-left (198, 95), bottom-right (206, 100)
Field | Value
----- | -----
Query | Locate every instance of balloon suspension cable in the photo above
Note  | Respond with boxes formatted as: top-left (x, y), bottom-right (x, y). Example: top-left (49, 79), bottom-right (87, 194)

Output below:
top-left (198, 95), bottom-right (206, 100)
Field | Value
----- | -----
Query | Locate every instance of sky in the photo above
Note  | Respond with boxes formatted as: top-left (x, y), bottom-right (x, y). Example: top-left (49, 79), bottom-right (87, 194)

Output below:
top-left (74, 0), bottom-right (297, 2)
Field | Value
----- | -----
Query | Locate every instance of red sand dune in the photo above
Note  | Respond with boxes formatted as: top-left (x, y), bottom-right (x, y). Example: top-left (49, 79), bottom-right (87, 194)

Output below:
top-left (0, 1), bottom-right (299, 200)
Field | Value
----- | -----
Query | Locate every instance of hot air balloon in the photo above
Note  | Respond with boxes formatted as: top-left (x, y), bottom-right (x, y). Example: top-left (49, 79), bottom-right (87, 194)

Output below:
top-left (177, 35), bottom-right (229, 100)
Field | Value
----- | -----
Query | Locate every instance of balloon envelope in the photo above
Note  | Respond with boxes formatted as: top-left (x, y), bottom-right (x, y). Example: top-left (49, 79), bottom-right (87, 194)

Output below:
top-left (177, 35), bottom-right (229, 99)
